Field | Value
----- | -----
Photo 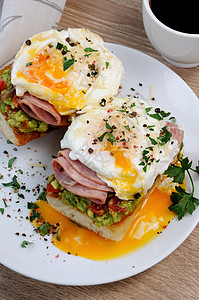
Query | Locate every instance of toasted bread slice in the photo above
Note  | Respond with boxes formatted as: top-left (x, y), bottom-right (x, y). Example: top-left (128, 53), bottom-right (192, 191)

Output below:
top-left (47, 175), bottom-right (161, 241)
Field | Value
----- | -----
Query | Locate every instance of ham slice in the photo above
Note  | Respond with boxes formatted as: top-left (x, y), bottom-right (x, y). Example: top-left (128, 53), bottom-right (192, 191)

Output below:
top-left (166, 121), bottom-right (184, 146)
top-left (52, 155), bottom-right (108, 203)
top-left (58, 149), bottom-right (110, 186)
top-left (16, 93), bottom-right (68, 126)
top-left (52, 149), bottom-right (114, 204)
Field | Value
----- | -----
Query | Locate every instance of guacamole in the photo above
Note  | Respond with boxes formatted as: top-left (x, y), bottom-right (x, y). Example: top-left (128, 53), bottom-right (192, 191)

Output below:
top-left (47, 175), bottom-right (139, 228)
top-left (0, 68), bottom-right (48, 133)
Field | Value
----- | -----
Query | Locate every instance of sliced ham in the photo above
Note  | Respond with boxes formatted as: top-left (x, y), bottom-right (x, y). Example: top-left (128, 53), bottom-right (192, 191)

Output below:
top-left (52, 156), bottom-right (107, 203)
top-left (166, 121), bottom-right (184, 146)
top-left (52, 148), bottom-right (114, 204)
top-left (58, 149), bottom-right (110, 186)
top-left (54, 156), bottom-right (113, 192)
top-left (16, 93), bottom-right (68, 126)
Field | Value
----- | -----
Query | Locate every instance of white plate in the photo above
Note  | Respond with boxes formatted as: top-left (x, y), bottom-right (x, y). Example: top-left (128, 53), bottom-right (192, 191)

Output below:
top-left (0, 43), bottom-right (199, 285)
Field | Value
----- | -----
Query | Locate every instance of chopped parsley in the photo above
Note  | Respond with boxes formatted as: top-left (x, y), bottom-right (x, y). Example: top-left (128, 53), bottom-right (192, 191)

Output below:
top-left (157, 126), bottom-right (172, 145)
top-left (21, 240), bottom-right (33, 248)
top-left (38, 191), bottom-right (47, 201)
top-left (98, 122), bottom-right (116, 145)
top-left (146, 107), bottom-right (171, 120)
top-left (105, 61), bottom-right (109, 69)
top-left (2, 175), bottom-right (20, 190)
top-left (148, 137), bottom-right (157, 145)
top-left (27, 202), bottom-right (39, 210)
top-left (25, 62), bottom-right (32, 67)
top-left (56, 42), bottom-right (63, 50)
top-left (63, 55), bottom-right (75, 71)
top-left (8, 157), bottom-right (17, 168)
top-left (39, 222), bottom-right (51, 235)
top-left (124, 125), bottom-right (130, 131)
top-left (7, 140), bottom-right (13, 144)
top-left (84, 47), bottom-right (98, 53)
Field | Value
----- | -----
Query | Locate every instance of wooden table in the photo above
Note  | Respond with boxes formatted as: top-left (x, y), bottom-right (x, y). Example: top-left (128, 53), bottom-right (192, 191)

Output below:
top-left (0, 1), bottom-right (199, 299)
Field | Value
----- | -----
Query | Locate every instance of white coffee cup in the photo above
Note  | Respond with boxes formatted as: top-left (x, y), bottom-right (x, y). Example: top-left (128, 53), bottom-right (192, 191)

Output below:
top-left (142, 0), bottom-right (199, 68)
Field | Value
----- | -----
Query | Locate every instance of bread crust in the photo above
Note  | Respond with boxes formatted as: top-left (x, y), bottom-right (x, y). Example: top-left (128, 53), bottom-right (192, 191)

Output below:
top-left (46, 175), bottom-right (161, 241)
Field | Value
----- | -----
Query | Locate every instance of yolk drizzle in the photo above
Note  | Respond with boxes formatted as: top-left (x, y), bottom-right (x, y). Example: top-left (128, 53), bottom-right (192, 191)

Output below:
top-left (35, 188), bottom-right (175, 260)
top-left (102, 144), bottom-right (138, 197)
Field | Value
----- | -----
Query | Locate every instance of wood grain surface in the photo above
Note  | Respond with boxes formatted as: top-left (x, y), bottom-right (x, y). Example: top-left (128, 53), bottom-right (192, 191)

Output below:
top-left (0, 0), bottom-right (199, 299)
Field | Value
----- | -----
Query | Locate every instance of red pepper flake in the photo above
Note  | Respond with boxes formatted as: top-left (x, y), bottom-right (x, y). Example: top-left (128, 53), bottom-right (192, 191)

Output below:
top-left (122, 141), bottom-right (126, 146)
top-left (110, 152), bottom-right (114, 156)
top-left (107, 109), bottom-right (113, 113)
top-left (93, 60), bottom-right (95, 64)
top-left (162, 225), bottom-right (167, 229)
top-left (134, 145), bottom-right (138, 148)
top-left (55, 254), bottom-right (59, 258)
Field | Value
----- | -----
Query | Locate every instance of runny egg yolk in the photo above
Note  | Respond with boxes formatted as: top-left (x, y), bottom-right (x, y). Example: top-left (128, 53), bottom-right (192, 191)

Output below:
top-left (34, 188), bottom-right (176, 260)
top-left (103, 143), bottom-right (138, 198)
top-left (17, 51), bottom-right (85, 114)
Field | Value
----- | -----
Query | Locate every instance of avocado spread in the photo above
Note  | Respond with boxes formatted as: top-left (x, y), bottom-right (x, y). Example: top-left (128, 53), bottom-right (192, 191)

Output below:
top-left (0, 68), bottom-right (48, 133)
top-left (47, 175), bottom-right (139, 228)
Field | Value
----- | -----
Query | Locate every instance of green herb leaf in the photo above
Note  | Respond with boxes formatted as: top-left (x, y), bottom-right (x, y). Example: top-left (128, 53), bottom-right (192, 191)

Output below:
top-left (38, 191), bottom-right (47, 201)
top-left (147, 125), bottom-right (155, 131)
top-left (148, 137), bottom-right (157, 145)
top-left (56, 42), bottom-right (63, 50)
top-left (131, 87), bottom-right (135, 91)
top-left (106, 122), bottom-right (112, 130)
top-left (2, 175), bottom-right (20, 190)
top-left (29, 210), bottom-right (42, 222)
top-left (25, 62), bottom-right (32, 67)
top-left (39, 223), bottom-right (50, 235)
top-left (169, 186), bottom-right (199, 220)
top-left (21, 240), bottom-right (33, 248)
top-left (84, 47), bottom-right (98, 52)
top-left (18, 193), bottom-right (25, 199)
top-left (145, 107), bottom-right (152, 113)
top-left (0, 208), bottom-right (4, 215)
top-left (98, 132), bottom-right (107, 142)
top-left (63, 55), bottom-right (75, 71)
top-left (157, 126), bottom-right (172, 145)
top-left (8, 157), bottom-right (17, 168)
top-left (124, 125), bottom-right (130, 131)
top-left (148, 113), bottom-right (163, 121)
top-left (18, 169), bottom-right (23, 174)
top-left (7, 140), bottom-right (13, 144)
top-left (27, 202), bottom-right (39, 210)
top-left (159, 110), bottom-right (171, 118)
top-left (107, 132), bottom-right (116, 145)
top-left (2, 198), bottom-right (7, 207)
top-left (105, 62), bottom-right (109, 69)
top-left (164, 165), bottom-right (185, 184)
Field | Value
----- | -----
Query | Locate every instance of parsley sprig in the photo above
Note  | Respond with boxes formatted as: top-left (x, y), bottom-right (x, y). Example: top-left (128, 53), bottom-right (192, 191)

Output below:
top-left (164, 157), bottom-right (199, 220)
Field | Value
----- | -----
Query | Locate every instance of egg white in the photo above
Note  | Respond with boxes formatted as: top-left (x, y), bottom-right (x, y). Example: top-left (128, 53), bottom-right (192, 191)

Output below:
top-left (61, 97), bottom-right (180, 200)
top-left (11, 28), bottom-right (124, 115)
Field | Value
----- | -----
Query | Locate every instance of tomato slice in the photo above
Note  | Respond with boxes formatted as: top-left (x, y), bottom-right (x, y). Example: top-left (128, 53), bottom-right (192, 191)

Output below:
top-left (12, 95), bottom-right (20, 107)
top-left (0, 78), bottom-right (6, 94)
top-left (47, 182), bottom-right (61, 193)
top-left (108, 196), bottom-right (127, 213)
top-left (90, 202), bottom-right (107, 216)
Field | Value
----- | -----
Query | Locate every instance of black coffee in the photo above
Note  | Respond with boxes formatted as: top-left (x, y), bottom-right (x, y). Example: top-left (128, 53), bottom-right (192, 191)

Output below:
top-left (150, 0), bottom-right (199, 34)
